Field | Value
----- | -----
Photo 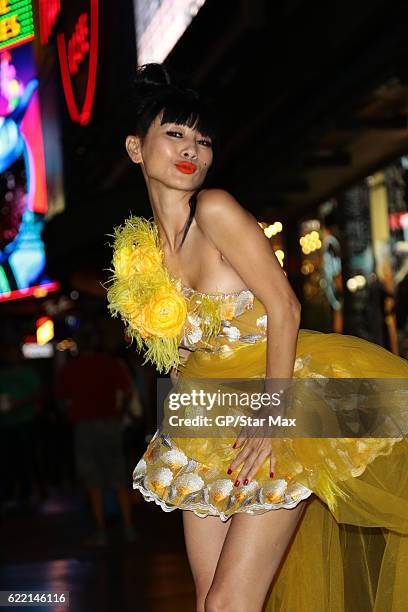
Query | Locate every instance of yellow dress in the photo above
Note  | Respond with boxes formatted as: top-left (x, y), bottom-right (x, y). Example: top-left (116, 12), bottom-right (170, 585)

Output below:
top-left (107, 215), bottom-right (408, 611)
top-left (133, 286), bottom-right (408, 612)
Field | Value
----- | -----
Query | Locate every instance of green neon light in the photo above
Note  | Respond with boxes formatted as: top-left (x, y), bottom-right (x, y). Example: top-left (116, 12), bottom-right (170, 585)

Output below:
top-left (0, 267), bottom-right (11, 294)
top-left (0, 0), bottom-right (34, 51)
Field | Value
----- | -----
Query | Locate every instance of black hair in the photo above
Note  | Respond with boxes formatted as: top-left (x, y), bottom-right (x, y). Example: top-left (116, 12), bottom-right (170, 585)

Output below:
top-left (126, 63), bottom-right (220, 247)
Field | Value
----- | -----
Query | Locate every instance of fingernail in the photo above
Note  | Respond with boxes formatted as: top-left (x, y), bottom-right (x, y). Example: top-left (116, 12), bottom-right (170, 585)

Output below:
top-left (234, 480), bottom-right (240, 487)
top-left (243, 479), bottom-right (249, 486)
top-left (270, 471), bottom-right (275, 478)
top-left (232, 443), bottom-right (236, 448)
top-left (227, 468), bottom-right (232, 475)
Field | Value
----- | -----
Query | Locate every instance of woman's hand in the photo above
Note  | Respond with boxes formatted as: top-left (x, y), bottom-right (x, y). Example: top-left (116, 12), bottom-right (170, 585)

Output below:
top-left (227, 412), bottom-right (276, 486)
top-left (170, 367), bottom-right (180, 385)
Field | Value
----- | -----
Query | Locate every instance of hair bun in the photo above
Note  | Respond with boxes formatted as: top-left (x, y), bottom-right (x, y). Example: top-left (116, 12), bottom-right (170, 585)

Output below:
top-left (134, 63), bottom-right (172, 88)
top-left (132, 63), bottom-right (199, 101)
top-left (119, 62), bottom-right (213, 144)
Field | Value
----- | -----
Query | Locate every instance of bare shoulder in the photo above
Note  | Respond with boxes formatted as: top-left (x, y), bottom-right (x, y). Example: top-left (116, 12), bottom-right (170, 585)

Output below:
top-left (195, 188), bottom-right (254, 229)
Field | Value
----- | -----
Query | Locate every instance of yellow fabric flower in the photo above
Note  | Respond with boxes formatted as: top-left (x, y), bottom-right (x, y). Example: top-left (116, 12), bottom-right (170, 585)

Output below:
top-left (113, 244), bottom-right (162, 278)
top-left (127, 311), bottom-right (150, 339)
top-left (106, 215), bottom-right (191, 372)
top-left (140, 285), bottom-right (188, 338)
top-left (107, 215), bottom-right (224, 371)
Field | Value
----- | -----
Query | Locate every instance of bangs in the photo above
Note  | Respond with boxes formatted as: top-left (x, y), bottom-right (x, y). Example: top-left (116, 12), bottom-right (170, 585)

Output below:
top-left (140, 89), bottom-right (218, 142)
top-left (160, 97), bottom-right (218, 141)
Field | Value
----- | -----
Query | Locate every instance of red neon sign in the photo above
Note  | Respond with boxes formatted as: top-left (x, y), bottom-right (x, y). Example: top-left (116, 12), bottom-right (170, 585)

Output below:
top-left (0, 281), bottom-right (60, 303)
top-left (40, 0), bottom-right (98, 126)
top-left (57, 0), bottom-right (98, 125)
top-left (67, 13), bottom-right (89, 74)
top-left (39, 0), bottom-right (61, 45)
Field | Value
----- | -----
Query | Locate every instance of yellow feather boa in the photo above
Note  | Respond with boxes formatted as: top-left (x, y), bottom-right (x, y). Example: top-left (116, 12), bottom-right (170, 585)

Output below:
top-left (106, 215), bottom-right (223, 373)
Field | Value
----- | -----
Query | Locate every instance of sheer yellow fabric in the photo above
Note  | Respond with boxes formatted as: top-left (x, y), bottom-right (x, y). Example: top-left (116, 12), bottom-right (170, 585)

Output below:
top-left (263, 446), bottom-right (408, 611)
top-left (180, 327), bottom-right (408, 611)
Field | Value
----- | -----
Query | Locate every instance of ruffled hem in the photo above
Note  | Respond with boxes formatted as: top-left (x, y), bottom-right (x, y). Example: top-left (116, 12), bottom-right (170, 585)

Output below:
top-left (133, 479), bottom-right (313, 522)
top-left (133, 431), bottom-right (314, 521)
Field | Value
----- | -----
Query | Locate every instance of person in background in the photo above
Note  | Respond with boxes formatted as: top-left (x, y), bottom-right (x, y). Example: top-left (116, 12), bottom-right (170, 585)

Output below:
top-left (0, 344), bottom-right (42, 513)
top-left (118, 347), bottom-right (157, 465)
top-left (56, 327), bottom-right (137, 546)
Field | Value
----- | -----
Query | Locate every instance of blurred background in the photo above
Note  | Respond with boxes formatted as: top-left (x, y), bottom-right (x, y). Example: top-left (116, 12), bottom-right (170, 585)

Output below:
top-left (1, 1), bottom-right (408, 610)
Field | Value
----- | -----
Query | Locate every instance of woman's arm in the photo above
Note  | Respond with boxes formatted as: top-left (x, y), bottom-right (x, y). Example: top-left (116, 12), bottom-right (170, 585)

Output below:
top-left (194, 189), bottom-right (301, 484)
top-left (195, 189), bottom-right (301, 381)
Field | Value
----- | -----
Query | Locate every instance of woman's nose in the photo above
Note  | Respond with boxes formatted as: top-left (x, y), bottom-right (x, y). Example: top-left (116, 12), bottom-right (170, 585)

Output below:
top-left (181, 142), bottom-right (198, 159)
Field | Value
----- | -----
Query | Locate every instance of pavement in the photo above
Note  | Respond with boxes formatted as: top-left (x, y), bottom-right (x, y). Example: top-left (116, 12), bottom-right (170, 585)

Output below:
top-left (0, 488), bottom-right (195, 612)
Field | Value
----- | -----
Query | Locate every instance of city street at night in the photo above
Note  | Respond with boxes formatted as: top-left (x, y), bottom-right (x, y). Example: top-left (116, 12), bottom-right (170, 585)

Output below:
top-left (2, 1), bottom-right (408, 610)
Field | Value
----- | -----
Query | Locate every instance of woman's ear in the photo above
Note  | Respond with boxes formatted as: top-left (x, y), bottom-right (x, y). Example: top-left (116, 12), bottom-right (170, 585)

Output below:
top-left (125, 135), bottom-right (143, 164)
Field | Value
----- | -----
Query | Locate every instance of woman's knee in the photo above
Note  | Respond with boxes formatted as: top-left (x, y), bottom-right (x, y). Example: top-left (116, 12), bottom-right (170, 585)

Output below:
top-left (194, 575), bottom-right (216, 607)
top-left (195, 585), bottom-right (209, 612)
top-left (205, 587), bottom-right (255, 612)
top-left (196, 596), bottom-right (206, 612)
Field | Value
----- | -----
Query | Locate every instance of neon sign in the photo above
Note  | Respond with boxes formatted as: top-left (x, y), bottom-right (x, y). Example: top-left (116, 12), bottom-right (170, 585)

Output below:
top-left (39, 0), bottom-right (60, 46)
top-left (0, 0), bottom-right (34, 51)
top-left (0, 44), bottom-right (59, 303)
top-left (39, 0), bottom-right (98, 126)
top-left (67, 13), bottom-right (89, 74)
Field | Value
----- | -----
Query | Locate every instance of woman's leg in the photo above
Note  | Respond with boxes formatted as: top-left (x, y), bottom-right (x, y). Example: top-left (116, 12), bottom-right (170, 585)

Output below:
top-left (183, 510), bottom-right (232, 612)
top-left (205, 498), bottom-right (310, 612)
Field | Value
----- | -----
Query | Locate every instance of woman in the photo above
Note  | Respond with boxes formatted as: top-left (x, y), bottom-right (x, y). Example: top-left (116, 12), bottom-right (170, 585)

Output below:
top-left (108, 63), bottom-right (408, 612)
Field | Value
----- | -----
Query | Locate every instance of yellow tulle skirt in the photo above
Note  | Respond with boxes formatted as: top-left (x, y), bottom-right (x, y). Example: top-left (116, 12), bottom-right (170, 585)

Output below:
top-left (134, 329), bottom-right (408, 611)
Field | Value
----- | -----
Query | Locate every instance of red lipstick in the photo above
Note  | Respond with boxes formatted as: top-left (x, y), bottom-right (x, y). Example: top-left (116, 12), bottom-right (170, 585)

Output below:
top-left (175, 161), bottom-right (197, 174)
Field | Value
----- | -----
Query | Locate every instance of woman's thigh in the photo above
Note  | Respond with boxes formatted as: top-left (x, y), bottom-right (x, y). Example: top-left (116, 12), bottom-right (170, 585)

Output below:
top-left (182, 510), bottom-right (231, 598)
top-left (206, 499), bottom-right (310, 612)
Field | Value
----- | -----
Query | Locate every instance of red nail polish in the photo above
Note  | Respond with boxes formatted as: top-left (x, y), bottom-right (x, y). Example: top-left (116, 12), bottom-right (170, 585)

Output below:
top-left (227, 468), bottom-right (232, 475)
top-left (234, 480), bottom-right (240, 487)
top-left (232, 442), bottom-right (236, 448)
top-left (270, 471), bottom-right (275, 478)
top-left (243, 479), bottom-right (248, 486)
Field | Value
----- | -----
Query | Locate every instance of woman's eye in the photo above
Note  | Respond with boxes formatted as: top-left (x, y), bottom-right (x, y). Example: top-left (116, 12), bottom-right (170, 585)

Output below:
top-left (166, 130), bottom-right (212, 147)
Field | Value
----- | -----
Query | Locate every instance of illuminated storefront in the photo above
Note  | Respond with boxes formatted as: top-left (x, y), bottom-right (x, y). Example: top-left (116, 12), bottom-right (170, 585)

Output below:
top-left (298, 157), bottom-right (408, 357)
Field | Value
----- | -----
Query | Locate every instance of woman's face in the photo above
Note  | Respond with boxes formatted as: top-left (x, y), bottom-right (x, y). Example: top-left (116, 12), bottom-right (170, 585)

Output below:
top-left (126, 112), bottom-right (213, 191)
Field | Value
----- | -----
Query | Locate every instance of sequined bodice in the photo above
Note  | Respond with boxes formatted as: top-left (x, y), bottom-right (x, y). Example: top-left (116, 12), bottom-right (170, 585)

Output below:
top-left (179, 286), bottom-right (268, 353)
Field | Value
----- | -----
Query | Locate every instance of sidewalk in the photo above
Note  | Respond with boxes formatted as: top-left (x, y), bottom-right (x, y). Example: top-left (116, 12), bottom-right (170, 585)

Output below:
top-left (0, 489), bottom-right (195, 611)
